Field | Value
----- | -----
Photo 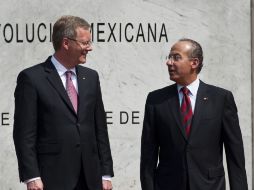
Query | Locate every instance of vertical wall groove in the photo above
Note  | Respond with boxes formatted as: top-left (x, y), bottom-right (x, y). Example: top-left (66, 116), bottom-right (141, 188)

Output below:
top-left (251, 0), bottom-right (254, 188)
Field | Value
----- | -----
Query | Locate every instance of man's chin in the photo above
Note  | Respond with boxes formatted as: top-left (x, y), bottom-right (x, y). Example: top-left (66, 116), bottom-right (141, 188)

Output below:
top-left (169, 75), bottom-right (177, 82)
top-left (79, 55), bottom-right (87, 63)
top-left (79, 58), bottom-right (86, 64)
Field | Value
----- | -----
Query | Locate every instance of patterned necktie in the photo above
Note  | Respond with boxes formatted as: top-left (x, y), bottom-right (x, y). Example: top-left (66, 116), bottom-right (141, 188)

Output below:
top-left (180, 87), bottom-right (193, 137)
top-left (65, 71), bottom-right (78, 113)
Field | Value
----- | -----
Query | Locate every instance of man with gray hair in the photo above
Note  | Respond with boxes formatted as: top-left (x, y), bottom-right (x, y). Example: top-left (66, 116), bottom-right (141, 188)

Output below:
top-left (13, 15), bottom-right (114, 190)
top-left (140, 39), bottom-right (248, 190)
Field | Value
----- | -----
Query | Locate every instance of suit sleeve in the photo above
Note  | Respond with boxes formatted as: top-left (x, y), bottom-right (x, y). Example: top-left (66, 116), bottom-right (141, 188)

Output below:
top-left (13, 71), bottom-right (40, 182)
top-left (140, 93), bottom-right (159, 190)
top-left (94, 73), bottom-right (114, 177)
top-left (222, 91), bottom-right (248, 190)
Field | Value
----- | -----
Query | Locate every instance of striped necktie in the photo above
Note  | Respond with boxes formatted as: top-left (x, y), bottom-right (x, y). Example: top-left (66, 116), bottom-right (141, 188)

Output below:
top-left (180, 87), bottom-right (193, 137)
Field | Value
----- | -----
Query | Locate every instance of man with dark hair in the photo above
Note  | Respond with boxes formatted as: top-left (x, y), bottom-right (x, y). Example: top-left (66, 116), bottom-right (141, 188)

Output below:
top-left (140, 39), bottom-right (248, 190)
top-left (13, 15), bottom-right (114, 190)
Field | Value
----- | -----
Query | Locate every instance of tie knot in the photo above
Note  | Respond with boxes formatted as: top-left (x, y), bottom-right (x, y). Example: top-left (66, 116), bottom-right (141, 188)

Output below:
top-left (65, 71), bottom-right (73, 79)
top-left (181, 87), bottom-right (190, 95)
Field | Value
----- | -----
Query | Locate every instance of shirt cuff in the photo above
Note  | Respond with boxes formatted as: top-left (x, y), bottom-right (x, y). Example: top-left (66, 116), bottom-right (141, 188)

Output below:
top-left (102, 175), bottom-right (112, 181)
top-left (24, 177), bottom-right (41, 184)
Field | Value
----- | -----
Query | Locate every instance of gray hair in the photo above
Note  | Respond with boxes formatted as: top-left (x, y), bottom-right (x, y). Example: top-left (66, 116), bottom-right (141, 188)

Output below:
top-left (52, 15), bottom-right (90, 51)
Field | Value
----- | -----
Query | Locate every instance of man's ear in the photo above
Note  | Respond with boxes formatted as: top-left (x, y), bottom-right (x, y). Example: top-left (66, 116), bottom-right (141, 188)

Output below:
top-left (62, 38), bottom-right (69, 50)
top-left (191, 58), bottom-right (200, 69)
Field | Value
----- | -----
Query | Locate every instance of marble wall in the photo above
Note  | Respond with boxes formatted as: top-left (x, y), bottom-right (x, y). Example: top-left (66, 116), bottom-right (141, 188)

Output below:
top-left (0, 0), bottom-right (251, 189)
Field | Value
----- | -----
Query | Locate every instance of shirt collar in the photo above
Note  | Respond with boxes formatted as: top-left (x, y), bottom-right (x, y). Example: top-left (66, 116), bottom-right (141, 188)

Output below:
top-left (177, 77), bottom-right (200, 96)
top-left (51, 55), bottom-right (76, 77)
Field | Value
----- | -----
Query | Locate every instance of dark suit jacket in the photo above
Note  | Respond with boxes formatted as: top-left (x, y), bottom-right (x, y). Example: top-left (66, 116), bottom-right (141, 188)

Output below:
top-left (140, 81), bottom-right (248, 190)
top-left (13, 57), bottom-right (114, 190)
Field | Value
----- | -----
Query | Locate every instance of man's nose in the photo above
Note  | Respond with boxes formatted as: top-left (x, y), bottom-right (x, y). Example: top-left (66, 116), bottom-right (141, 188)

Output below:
top-left (86, 45), bottom-right (93, 51)
top-left (166, 59), bottom-right (173, 66)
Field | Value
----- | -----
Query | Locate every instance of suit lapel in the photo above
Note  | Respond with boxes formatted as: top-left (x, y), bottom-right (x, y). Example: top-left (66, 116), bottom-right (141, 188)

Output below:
top-left (76, 66), bottom-right (90, 119)
top-left (188, 81), bottom-right (208, 140)
top-left (44, 58), bottom-right (76, 115)
top-left (168, 84), bottom-right (188, 141)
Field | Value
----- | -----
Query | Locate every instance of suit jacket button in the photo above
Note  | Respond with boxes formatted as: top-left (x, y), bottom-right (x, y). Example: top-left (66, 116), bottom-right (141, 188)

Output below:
top-left (76, 143), bottom-right (80, 147)
top-left (76, 123), bottom-right (80, 127)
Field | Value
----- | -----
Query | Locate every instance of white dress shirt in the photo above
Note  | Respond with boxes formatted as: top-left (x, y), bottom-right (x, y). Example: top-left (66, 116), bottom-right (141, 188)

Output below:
top-left (177, 77), bottom-right (200, 113)
top-left (51, 56), bottom-right (78, 92)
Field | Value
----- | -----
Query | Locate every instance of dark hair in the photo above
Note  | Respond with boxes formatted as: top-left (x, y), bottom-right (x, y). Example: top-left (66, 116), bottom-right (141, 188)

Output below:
top-left (179, 38), bottom-right (203, 73)
top-left (52, 15), bottom-right (90, 51)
